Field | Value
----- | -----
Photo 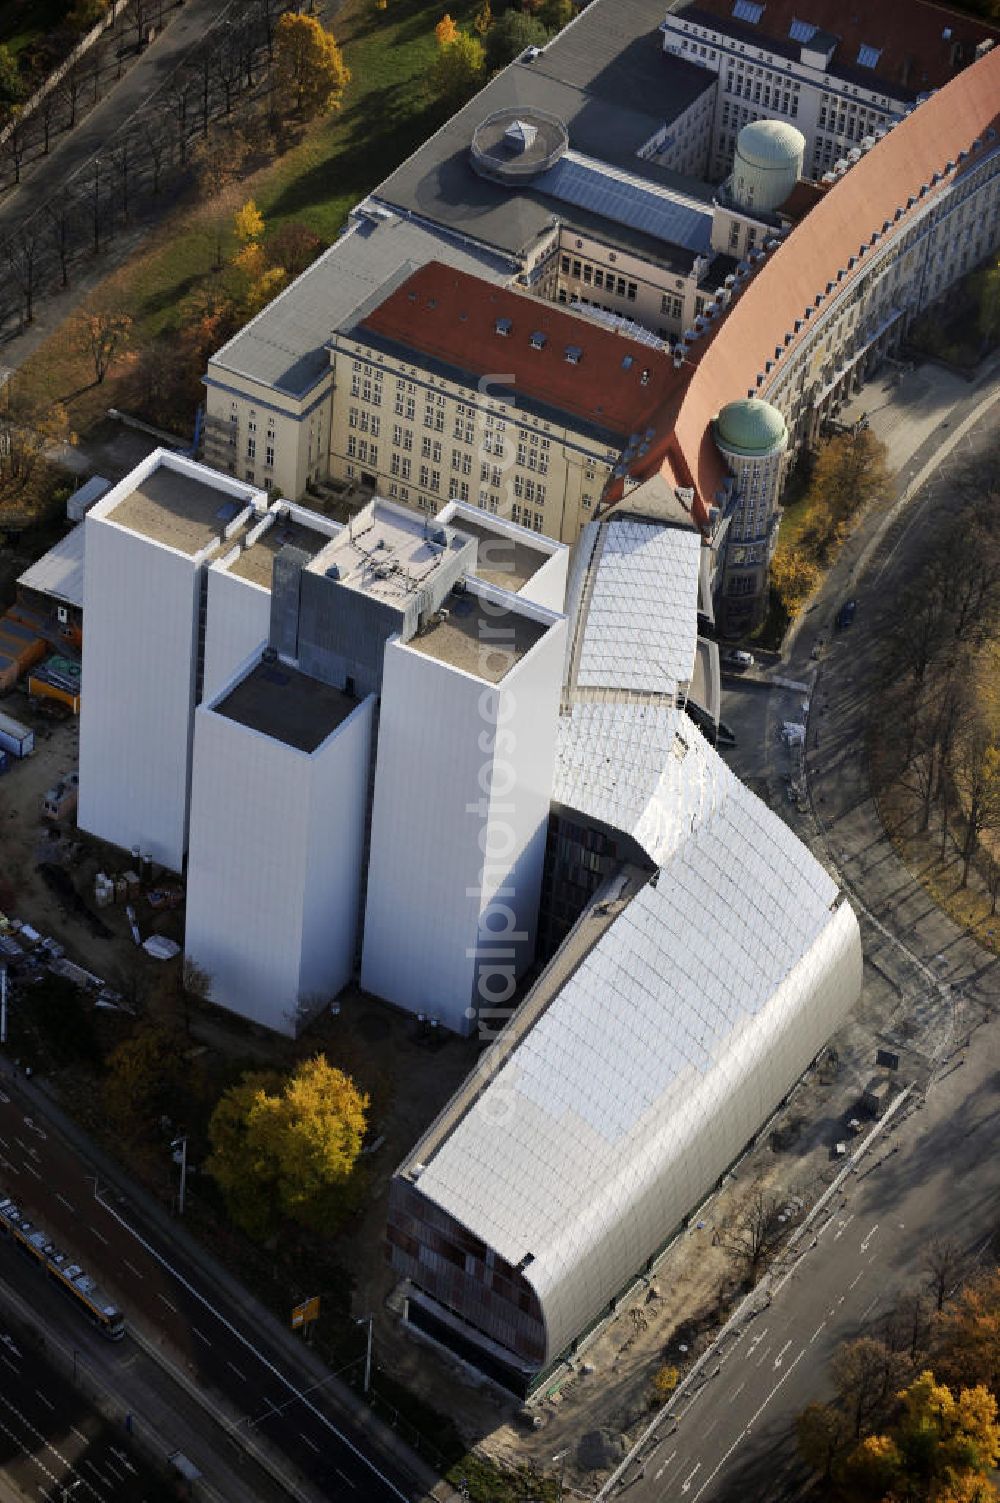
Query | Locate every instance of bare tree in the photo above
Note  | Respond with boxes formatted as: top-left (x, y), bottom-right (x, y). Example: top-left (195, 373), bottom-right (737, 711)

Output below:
top-left (956, 724), bottom-right (1000, 887)
top-left (831, 1336), bottom-right (906, 1439)
top-left (111, 135), bottom-right (133, 222)
top-left (166, 76), bottom-right (192, 166)
top-left (7, 225), bottom-right (42, 326)
top-left (38, 90), bottom-right (59, 156)
top-left (925, 1238), bottom-right (965, 1312)
top-left (46, 197), bottom-right (78, 288)
top-left (142, 108), bottom-right (172, 194)
top-left (5, 112), bottom-right (30, 188)
top-left (724, 1181), bottom-right (785, 1284)
top-left (987, 854), bottom-right (1000, 918)
top-left (213, 32), bottom-right (244, 117)
top-left (882, 1289), bottom-right (932, 1364)
top-left (59, 62), bottom-right (87, 130)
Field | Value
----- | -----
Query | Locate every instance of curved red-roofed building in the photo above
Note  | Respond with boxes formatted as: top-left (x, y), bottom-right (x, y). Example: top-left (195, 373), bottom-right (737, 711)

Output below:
top-left (618, 40), bottom-right (1000, 632)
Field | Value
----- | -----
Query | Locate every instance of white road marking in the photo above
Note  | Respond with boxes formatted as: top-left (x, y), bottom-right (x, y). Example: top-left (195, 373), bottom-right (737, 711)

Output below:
top-left (123, 1260), bottom-right (143, 1279)
top-left (88, 1225), bottom-right (108, 1245)
top-left (55, 1194), bottom-right (74, 1213)
top-left (34, 1390), bottom-right (55, 1411)
top-left (809, 1320), bottom-right (826, 1344)
top-left (681, 1462), bottom-right (702, 1493)
top-left (299, 1431), bottom-right (320, 1453)
top-left (654, 1450), bottom-right (678, 1480)
top-left (755, 1344), bottom-right (772, 1366)
top-left (335, 1468), bottom-right (357, 1489)
top-left (773, 1340), bottom-right (792, 1368)
top-left (0, 1090), bottom-right (9, 1103)
top-left (0, 1355), bottom-right (18, 1374)
top-left (157, 1293), bottom-right (178, 1313)
top-left (192, 1327), bottom-right (213, 1347)
top-left (861, 1296), bottom-right (880, 1320)
top-left (732, 1380), bottom-right (746, 1399)
top-left (703, 1417), bottom-right (719, 1439)
top-left (95, 1191), bottom-right (410, 1501)
top-left (693, 1349), bottom-right (806, 1502)
top-left (833, 1214), bottom-right (854, 1242)
top-left (70, 1427), bottom-right (88, 1445)
top-left (849, 1272), bottom-right (863, 1289)
top-left (227, 1361), bottom-right (246, 1382)
top-left (0, 1136), bottom-right (8, 1149)
top-left (860, 1223), bottom-right (879, 1253)
top-left (22, 1161), bottom-right (41, 1180)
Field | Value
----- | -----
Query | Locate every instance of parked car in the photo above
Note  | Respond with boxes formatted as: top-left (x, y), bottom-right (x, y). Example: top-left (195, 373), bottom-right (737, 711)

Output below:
top-left (722, 649), bottom-right (755, 669)
top-left (835, 599), bottom-right (857, 630)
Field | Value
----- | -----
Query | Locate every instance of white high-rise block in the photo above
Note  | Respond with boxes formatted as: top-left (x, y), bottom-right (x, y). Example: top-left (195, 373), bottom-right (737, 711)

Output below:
top-left (361, 587), bottom-right (565, 1035)
top-left (185, 657), bottom-right (374, 1035)
top-left (78, 511), bottom-right (201, 872)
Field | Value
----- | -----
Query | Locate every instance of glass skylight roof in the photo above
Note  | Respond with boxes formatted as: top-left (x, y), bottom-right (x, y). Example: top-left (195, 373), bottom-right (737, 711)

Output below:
top-left (532, 154), bottom-right (714, 257)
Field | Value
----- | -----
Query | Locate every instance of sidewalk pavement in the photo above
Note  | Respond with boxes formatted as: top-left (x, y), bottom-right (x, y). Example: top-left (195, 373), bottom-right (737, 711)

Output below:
top-left (0, 1057), bottom-right (454, 1503)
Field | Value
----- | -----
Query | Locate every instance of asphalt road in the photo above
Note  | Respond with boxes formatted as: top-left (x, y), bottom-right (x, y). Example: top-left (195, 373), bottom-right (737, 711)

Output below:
top-left (611, 369), bottom-right (1000, 1502)
top-left (0, 1075), bottom-right (414, 1503)
top-left (0, 1266), bottom-right (178, 1503)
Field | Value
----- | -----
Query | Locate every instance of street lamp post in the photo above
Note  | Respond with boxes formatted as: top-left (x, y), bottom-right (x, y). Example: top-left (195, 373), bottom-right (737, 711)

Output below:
top-left (356, 1314), bottom-right (373, 1397)
top-left (170, 1135), bottom-right (187, 1216)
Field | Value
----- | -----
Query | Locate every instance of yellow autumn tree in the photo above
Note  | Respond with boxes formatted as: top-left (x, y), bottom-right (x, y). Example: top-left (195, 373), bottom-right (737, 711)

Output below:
top-left (770, 542), bottom-right (820, 619)
top-left (429, 30), bottom-right (485, 105)
top-left (273, 13), bottom-right (350, 119)
top-left (435, 11), bottom-right (459, 45)
top-left (233, 198), bottom-right (264, 248)
top-left (474, 1), bottom-right (492, 35)
top-left (245, 265), bottom-right (288, 316)
top-left (206, 1055), bottom-right (369, 1238)
top-left (937, 1272), bottom-right (1000, 1395)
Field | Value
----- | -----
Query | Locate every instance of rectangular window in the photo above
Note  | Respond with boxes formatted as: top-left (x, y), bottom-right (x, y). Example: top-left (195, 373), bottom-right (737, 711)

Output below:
top-left (370, 415), bottom-right (380, 438)
top-left (349, 408), bottom-right (359, 429)
top-left (405, 397), bottom-right (415, 421)
top-left (461, 453), bottom-right (471, 476)
top-left (430, 469), bottom-right (440, 492)
top-left (419, 464), bottom-right (429, 488)
top-left (246, 436), bottom-right (256, 459)
top-left (627, 281), bottom-right (638, 301)
top-left (560, 254), bottom-right (570, 273)
top-left (350, 374), bottom-right (360, 398)
top-left (393, 424), bottom-right (404, 446)
top-left (265, 444), bottom-right (274, 468)
top-left (421, 436), bottom-right (432, 459)
top-left (401, 457), bottom-right (411, 480)
top-left (432, 440), bottom-right (442, 463)
top-left (458, 481), bottom-right (469, 502)
top-left (572, 259), bottom-right (582, 277)
top-left (391, 453), bottom-right (401, 476)
top-left (403, 429), bottom-right (413, 452)
top-left (434, 410), bottom-right (445, 432)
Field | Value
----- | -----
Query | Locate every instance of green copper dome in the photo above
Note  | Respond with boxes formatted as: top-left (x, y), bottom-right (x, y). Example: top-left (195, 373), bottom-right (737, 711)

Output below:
top-left (714, 399), bottom-right (788, 457)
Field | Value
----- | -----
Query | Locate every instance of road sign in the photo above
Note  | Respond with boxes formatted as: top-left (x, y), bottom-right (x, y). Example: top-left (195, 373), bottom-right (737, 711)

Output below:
top-left (291, 1296), bottom-right (321, 1329)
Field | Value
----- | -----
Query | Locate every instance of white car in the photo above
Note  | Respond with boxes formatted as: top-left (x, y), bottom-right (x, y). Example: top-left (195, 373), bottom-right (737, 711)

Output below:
top-left (723, 649), bottom-right (754, 669)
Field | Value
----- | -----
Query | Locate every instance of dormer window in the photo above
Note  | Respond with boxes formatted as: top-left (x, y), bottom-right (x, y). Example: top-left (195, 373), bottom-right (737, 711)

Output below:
top-left (530, 331), bottom-right (547, 350)
top-left (564, 345), bottom-right (582, 365)
top-left (495, 317), bottom-right (513, 336)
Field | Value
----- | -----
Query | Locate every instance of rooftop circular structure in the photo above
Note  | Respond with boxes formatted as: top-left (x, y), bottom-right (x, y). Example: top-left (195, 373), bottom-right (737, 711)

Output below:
top-left (714, 398), bottom-right (788, 457)
top-left (730, 120), bottom-right (805, 213)
top-left (470, 108), bottom-right (569, 185)
top-left (736, 119), bottom-right (806, 170)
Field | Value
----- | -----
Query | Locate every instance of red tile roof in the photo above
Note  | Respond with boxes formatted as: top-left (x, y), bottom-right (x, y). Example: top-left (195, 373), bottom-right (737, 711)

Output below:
top-left (358, 266), bottom-right (680, 441)
top-left (623, 40), bottom-right (1000, 527)
top-left (680, 0), bottom-right (997, 95)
